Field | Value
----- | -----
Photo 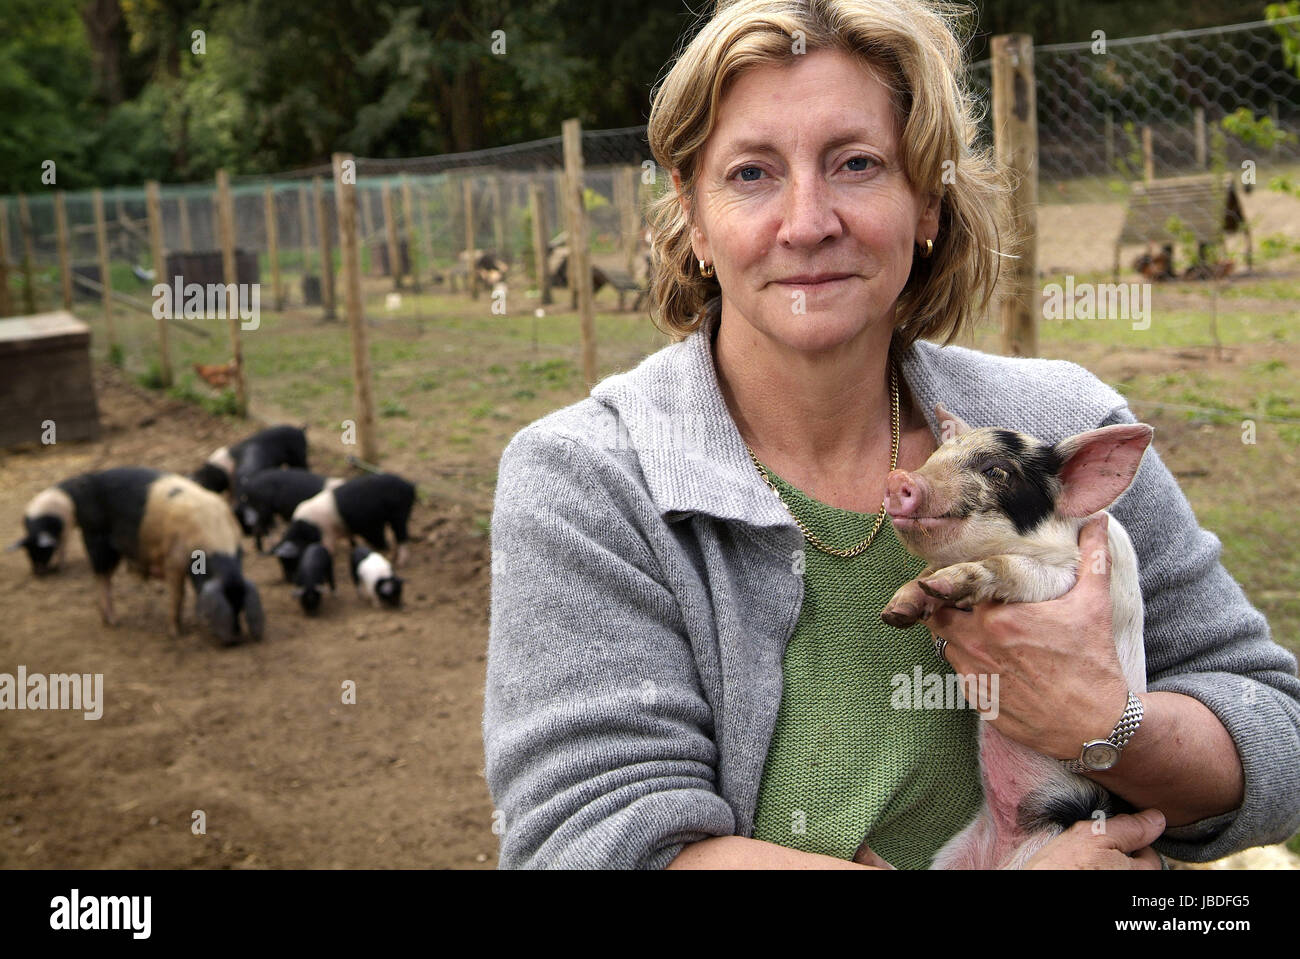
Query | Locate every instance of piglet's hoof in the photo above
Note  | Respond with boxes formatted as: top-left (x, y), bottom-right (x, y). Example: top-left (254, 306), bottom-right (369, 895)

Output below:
top-left (881, 602), bottom-right (922, 628)
top-left (918, 576), bottom-right (957, 600)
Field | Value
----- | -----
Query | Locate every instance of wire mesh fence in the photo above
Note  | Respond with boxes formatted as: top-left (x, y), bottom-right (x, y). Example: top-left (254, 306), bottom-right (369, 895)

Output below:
top-left (0, 124), bottom-right (659, 323)
top-left (1, 16), bottom-right (1298, 336)
top-left (967, 13), bottom-right (1300, 199)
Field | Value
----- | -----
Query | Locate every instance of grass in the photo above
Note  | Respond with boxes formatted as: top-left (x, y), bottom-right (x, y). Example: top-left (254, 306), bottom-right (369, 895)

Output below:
top-left (164, 375), bottom-right (240, 417)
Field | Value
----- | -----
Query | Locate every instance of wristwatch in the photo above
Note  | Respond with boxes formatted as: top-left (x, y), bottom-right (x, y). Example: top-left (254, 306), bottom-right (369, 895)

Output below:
top-left (1062, 691), bottom-right (1144, 773)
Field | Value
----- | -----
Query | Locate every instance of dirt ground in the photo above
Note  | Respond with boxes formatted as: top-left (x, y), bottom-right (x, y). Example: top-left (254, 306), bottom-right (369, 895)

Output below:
top-left (0, 366), bottom-right (496, 868)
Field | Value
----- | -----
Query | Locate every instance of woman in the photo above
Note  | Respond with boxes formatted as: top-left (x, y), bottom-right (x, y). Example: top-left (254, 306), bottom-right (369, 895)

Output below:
top-left (483, 0), bottom-right (1300, 869)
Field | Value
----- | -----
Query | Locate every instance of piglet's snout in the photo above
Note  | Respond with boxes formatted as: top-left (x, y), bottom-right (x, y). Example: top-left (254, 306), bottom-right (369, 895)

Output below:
top-left (885, 470), bottom-right (926, 518)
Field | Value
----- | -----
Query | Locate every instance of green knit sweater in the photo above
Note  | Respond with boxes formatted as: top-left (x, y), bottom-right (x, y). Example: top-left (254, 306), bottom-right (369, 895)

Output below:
top-left (749, 464), bottom-right (985, 869)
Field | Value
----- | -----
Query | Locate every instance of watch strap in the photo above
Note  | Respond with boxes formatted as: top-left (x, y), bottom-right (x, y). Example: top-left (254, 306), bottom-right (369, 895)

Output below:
top-left (1062, 691), bottom-right (1144, 773)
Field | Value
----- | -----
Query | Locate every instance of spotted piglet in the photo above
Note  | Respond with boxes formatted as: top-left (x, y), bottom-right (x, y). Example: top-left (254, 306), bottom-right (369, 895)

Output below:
top-left (10, 485), bottom-right (76, 574)
top-left (878, 403), bottom-right (1152, 870)
top-left (271, 473), bottom-right (415, 581)
top-left (192, 424), bottom-right (309, 499)
top-left (350, 545), bottom-right (403, 609)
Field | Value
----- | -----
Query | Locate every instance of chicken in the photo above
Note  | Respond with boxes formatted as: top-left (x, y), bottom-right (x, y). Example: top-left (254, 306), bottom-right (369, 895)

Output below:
top-left (193, 361), bottom-right (239, 389)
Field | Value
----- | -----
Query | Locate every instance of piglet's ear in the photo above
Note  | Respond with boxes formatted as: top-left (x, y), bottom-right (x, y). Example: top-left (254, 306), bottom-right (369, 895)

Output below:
top-left (197, 581), bottom-right (238, 646)
top-left (934, 402), bottom-right (972, 440)
top-left (1053, 424), bottom-right (1154, 517)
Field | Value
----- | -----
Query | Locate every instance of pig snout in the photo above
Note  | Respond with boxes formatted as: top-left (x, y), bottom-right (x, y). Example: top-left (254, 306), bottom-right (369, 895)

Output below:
top-left (885, 470), bottom-right (927, 518)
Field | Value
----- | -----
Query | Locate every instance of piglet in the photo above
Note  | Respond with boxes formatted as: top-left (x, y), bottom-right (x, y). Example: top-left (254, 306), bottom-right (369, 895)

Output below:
top-left (272, 472), bottom-right (415, 581)
top-left (57, 467), bottom-right (265, 645)
top-left (350, 545), bottom-right (404, 608)
top-left (9, 485), bottom-right (76, 574)
top-left (236, 468), bottom-right (343, 552)
top-left (192, 424), bottom-right (308, 498)
top-left (877, 403), bottom-right (1152, 870)
top-left (292, 542), bottom-right (335, 615)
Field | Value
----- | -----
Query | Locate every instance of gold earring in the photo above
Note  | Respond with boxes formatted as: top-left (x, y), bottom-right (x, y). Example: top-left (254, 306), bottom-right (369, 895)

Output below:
top-left (918, 239), bottom-right (934, 259)
top-left (699, 258), bottom-right (715, 278)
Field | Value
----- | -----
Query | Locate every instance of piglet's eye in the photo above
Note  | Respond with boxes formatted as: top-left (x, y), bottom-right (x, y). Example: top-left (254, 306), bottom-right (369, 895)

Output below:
top-left (981, 466), bottom-right (1007, 481)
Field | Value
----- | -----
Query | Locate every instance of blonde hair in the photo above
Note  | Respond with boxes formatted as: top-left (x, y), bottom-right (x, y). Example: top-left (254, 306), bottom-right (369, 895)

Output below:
top-left (645, 0), bottom-right (1013, 347)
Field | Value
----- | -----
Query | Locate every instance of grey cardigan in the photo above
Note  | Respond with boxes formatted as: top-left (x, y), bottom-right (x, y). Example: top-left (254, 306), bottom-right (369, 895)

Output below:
top-left (484, 318), bottom-right (1300, 869)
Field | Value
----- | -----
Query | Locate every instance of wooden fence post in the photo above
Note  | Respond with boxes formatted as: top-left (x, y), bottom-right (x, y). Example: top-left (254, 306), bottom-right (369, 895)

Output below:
top-left (1194, 107), bottom-right (1207, 171)
top-left (463, 177), bottom-right (477, 299)
top-left (529, 180), bottom-right (551, 306)
top-left (55, 192), bottom-right (73, 311)
top-left (298, 185), bottom-right (313, 279)
top-left (491, 175), bottom-right (506, 256)
top-left (178, 194), bottom-right (193, 252)
top-left (92, 189), bottom-right (116, 350)
top-left (17, 194), bottom-right (37, 315)
top-left (382, 181), bottom-right (402, 290)
top-left (619, 165), bottom-right (640, 273)
top-left (444, 177), bottom-right (457, 286)
top-left (612, 169), bottom-right (627, 256)
top-left (553, 168), bottom-right (571, 302)
top-left (1142, 125), bottom-right (1154, 183)
top-left (333, 153), bottom-right (378, 464)
top-left (417, 178), bottom-right (435, 291)
top-left (361, 186), bottom-right (378, 275)
top-left (264, 184), bottom-right (283, 310)
top-left (313, 175), bottom-right (336, 319)
top-left (991, 33), bottom-right (1038, 358)
top-left (0, 199), bottom-right (11, 317)
top-left (401, 175), bottom-right (422, 293)
top-left (215, 169), bottom-right (248, 415)
top-left (145, 181), bottom-right (173, 386)
top-left (562, 118), bottom-right (597, 388)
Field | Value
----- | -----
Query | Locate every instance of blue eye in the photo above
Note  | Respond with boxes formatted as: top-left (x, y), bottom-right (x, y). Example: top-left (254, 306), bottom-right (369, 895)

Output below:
top-left (736, 166), bottom-right (763, 182)
top-left (845, 156), bottom-right (876, 172)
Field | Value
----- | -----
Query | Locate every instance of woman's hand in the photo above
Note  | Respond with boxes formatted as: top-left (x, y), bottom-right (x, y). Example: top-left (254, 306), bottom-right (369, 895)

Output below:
top-left (926, 514), bottom-right (1129, 760)
top-left (1021, 810), bottom-right (1166, 869)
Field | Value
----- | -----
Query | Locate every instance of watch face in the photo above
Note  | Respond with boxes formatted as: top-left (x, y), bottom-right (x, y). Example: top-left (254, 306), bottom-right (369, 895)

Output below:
top-left (1082, 741), bottom-right (1121, 771)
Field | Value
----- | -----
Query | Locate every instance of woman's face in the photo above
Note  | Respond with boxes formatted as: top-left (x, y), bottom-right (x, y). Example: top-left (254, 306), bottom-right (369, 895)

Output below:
top-left (678, 46), bottom-right (940, 354)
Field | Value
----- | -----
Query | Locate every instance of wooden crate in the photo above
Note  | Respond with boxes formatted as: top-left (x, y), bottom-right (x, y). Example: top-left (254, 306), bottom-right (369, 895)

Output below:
top-left (0, 311), bottom-right (101, 449)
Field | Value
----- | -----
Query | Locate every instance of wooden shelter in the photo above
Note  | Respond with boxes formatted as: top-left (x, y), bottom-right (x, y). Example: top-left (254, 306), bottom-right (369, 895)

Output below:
top-left (1114, 174), bottom-right (1252, 279)
top-left (0, 311), bottom-right (100, 448)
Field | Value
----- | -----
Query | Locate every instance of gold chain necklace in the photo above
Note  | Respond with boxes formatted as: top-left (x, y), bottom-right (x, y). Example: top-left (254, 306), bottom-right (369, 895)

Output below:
top-left (743, 361), bottom-right (900, 559)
